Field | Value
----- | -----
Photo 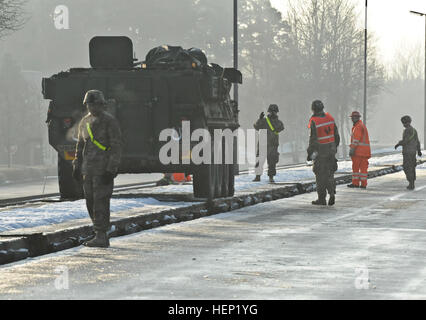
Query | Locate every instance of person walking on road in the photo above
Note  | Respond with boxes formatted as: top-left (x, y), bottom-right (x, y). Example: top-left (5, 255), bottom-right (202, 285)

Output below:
top-left (307, 100), bottom-right (340, 206)
top-left (395, 115), bottom-right (422, 190)
top-left (72, 90), bottom-right (122, 248)
top-left (347, 111), bottom-right (371, 189)
top-left (253, 104), bottom-right (284, 183)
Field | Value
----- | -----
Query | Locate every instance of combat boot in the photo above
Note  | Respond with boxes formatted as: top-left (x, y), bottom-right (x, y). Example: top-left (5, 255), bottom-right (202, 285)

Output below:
top-left (312, 198), bottom-right (327, 205)
top-left (328, 194), bottom-right (335, 206)
top-left (84, 231), bottom-right (110, 248)
top-left (407, 180), bottom-right (415, 190)
top-left (269, 176), bottom-right (275, 184)
top-left (347, 184), bottom-right (359, 188)
top-left (156, 177), bottom-right (172, 186)
top-left (252, 175), bottom-right (261, 182)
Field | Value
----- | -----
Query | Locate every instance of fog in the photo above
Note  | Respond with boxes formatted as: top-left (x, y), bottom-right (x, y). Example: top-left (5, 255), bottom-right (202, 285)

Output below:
top-left (0, 0), bottom-right (424, 169)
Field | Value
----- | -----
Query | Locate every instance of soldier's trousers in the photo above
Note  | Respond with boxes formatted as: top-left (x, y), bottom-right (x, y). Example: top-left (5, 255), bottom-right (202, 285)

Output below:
top-left (83, 175), bottom-right (113, 233)
top-left (403, 152), bottom-right (417, 182)
top-left (351, 156), bottom-right (369, 187)
top-left (313, 155), bottom-right (337, 199)
top-left (255, 148), bottom-right (279, 177)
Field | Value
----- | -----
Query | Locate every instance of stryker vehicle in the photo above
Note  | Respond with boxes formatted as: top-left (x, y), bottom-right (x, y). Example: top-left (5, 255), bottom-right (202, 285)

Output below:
top-left (42, 36), bottom-right (242, 200)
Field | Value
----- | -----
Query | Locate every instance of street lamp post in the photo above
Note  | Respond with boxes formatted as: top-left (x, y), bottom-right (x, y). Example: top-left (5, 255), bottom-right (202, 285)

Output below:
top-left (364, 0), bottom-right (368, 125)
top-left (233, 0), bottom-right (239, 175)
top-left (410, 10), bottom-right (426, 148)
top-left (233, 0), bottom-right (238, 103)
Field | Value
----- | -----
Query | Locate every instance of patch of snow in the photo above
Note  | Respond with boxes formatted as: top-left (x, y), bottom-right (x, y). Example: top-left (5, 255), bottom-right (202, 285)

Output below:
top-left (0, 197), bottom-right (194, 233)
top-left (0, 152), bottom-right (419, 233)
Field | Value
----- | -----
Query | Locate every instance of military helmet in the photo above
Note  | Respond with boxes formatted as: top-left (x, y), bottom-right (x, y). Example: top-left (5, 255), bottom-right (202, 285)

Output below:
top-left (401, 115), bottom-right (412, 124)
top-left (268, 104), bottom-right (279, 113)
top-left (311, 100), bottom-right (324, 112)
top-left (83, 90), bottom-right (107, 105)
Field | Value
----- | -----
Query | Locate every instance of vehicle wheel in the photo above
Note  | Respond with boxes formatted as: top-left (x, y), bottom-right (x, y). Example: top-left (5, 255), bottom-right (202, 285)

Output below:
top-left (214, 164), bottom-right (223, 198)
top-left (221, 164), bottom-right (230, 197)
top-left (58, 155), bottom-right (84, 200)
top-left (228, 164), bottom-right (235, 197)
top-left (193, 163), bottom-right (216, 199)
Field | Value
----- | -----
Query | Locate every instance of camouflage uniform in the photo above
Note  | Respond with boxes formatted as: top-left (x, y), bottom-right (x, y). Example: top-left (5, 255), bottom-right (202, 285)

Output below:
top-left (73, 111), bottom-right (122, 234)
top-left (253, 113), bottom-right (284, 178)
top-left (396, 124), bottom-right (421, 187)
top-left (307, 111), bottom-right (340, 204)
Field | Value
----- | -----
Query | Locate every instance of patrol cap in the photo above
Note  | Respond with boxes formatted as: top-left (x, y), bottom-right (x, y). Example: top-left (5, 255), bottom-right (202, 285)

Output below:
top-left (83, 90), bottom-right (107, 105)
top-left (350, 111), bottom-right (361, 118)
top-left (401, 115), bottom-right (412, 123)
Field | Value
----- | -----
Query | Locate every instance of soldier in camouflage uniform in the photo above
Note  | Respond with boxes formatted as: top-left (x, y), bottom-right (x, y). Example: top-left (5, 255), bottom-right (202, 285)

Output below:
top-left (253, 104), bottom-right (284, 183)
top-left (307, 100), bottom-right (340, 206)
top-left (72, 90), bottom-right (122, 248)
top-left (395, 115), bottom-right (422, 190)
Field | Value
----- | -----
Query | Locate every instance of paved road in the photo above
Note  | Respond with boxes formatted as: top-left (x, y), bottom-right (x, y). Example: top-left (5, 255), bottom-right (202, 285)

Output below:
top-left (1, 169), bottom-right (426, 299)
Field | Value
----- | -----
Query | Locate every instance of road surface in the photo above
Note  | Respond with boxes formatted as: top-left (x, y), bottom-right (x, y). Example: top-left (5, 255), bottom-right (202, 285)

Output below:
top-left (1, 169), bottom-right (426, 299)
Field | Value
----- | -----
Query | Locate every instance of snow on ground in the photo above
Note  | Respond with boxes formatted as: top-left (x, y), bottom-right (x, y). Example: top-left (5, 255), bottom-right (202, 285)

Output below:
top-left (143, 152), bottom-right (413, 194)
top-left (0, 198), bottom-right (193, 233)
top-left (416, 162), bottom-right (426, 169)
top-left (0, 152), bottom-right (421, 233)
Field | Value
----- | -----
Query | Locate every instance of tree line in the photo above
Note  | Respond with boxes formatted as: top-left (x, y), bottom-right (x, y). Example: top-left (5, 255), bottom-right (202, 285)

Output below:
top-left (0, 0), bottom-right (405, 166)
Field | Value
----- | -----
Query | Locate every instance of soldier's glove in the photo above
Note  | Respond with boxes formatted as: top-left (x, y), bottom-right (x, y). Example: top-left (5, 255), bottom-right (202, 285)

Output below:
top-left (259, 112), bottom-right (265, 119)
top-left (72, 167), bottom-right (82, 182)
top-left (349, 148), bottom-right (355, 157)
top-left (418, 151), bottom-right (422, 157)
top-left (394, 144), bottom-right (400, 150)
top-left (102, 171), bottom-right (117, 185)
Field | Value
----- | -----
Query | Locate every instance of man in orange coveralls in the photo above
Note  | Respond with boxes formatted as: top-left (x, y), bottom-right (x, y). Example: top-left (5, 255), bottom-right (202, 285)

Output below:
top-left (347, 111), bottom-right (371, 189)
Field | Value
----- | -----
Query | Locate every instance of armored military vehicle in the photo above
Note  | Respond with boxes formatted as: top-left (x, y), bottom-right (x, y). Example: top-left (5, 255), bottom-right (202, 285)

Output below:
top-left (42, 36), bottom-right (242, 200)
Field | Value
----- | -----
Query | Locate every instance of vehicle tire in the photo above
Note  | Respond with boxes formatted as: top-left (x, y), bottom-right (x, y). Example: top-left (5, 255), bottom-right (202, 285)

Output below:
top-left (228, 164), bottom-right (235, 197)
top-left (214, 164), bottom-right (223, 198)
top-left (221, 164), bottom-right (230, 197)
top-left (192, 167), bottom-right (206, 198)
top-left (58, 155), bottom-right (84, 200)
top-left (193, 163), bottom-right (216, 199)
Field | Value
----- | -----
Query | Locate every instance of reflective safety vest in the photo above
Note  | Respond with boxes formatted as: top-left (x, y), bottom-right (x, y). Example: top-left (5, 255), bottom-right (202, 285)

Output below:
top-left (308, 113), bottom-right (336, 144)
top-left (86, 123), bottom-right (110, 151)
top-left (266, 116), bottom-right (279, 135)
top-left (350, 120), bottom-right (371, 158)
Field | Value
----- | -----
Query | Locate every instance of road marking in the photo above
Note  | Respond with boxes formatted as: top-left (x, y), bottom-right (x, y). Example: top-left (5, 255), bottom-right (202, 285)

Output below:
top-left (354, 227), bottom-right (426, 233)
top-left (311, 183), bottom-right (426, 228)
top-left (389, 184), bottom-right (426, 201)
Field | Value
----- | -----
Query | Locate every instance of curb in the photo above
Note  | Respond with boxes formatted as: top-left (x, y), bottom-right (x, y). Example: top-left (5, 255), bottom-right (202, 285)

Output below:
top-left (0, 161), bottom-right (421, 265)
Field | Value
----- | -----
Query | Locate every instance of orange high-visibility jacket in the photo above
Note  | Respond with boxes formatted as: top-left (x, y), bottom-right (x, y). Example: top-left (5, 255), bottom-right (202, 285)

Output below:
top-left (172, 173), bottom-right (192, 182)
top-left (308, 113), bottom-right (336, 144)
top-left (350, 120), bottom-right (371, 158)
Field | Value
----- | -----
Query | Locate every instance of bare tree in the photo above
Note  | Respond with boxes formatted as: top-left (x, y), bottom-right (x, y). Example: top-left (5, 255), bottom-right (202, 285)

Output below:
top-left (390, 43), bottom-right (424, 81)
top-left (0, 0), bottom-right (27, 38)
top-left (285, 0), bottom-right (385, 157)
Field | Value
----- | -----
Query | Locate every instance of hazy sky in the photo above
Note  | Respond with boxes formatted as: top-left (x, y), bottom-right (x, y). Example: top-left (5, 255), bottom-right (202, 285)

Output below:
top-left (270, 0), bottom-right (426, 65)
